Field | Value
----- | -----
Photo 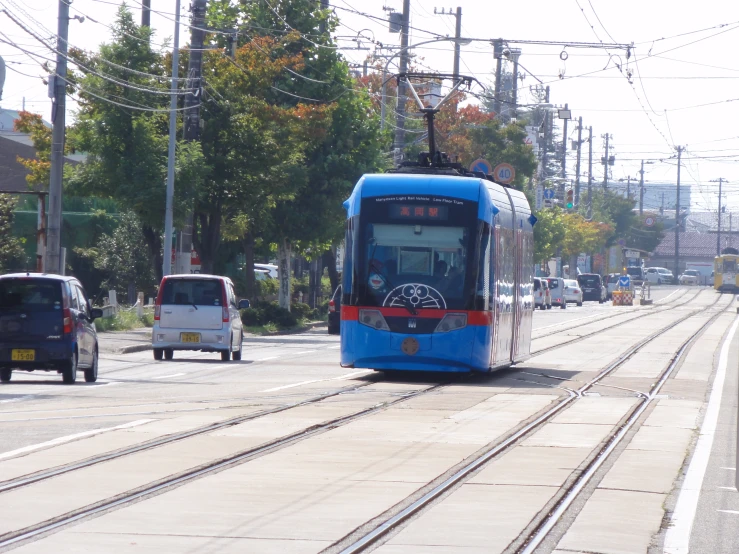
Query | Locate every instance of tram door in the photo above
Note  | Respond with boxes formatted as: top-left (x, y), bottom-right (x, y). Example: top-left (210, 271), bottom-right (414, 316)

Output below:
top-left (491, 225), bottom-right (501, 367)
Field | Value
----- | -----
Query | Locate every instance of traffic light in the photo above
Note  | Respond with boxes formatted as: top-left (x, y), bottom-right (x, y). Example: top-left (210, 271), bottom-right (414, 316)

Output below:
top-left (566, 189), bottom-right (574, 210)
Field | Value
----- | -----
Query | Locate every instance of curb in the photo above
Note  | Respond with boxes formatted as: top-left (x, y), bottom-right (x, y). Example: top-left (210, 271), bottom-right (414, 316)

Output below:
top-left (118, 344), bottom-right (152, 354)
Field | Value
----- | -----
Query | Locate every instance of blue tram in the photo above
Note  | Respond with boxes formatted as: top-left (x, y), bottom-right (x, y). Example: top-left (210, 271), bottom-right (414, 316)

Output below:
top-left (340, 172), bottom-right (535, 373)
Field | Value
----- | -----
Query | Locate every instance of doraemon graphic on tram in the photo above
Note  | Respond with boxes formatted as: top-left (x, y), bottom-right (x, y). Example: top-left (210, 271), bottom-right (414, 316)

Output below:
top-left (340, 73), bottom-right (536, 374)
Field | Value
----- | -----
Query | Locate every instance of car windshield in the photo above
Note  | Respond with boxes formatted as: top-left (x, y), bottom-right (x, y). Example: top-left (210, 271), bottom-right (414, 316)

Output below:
top-left (685, 270), bottom-right (699, 276)
top-left (0, 279), bottom-right (63, 311)
top-left (565, 280), bottom-right (579, 288)
top-left (161, 279), bottom-right (223, 306)
top-left (363, 223), bottom-right (469, 309)
top-left (658, 269), bottom-right (672, 275)
top-left (626, 268), bottom-right (642, 276)
top-left (578, 275), bottom-right (600, 286)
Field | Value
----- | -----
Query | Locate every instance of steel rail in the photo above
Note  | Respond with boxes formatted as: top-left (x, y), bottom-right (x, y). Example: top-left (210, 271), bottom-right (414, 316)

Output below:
top-left (518, 294), bottom-right (733, 553)
top-left (333, 292), bottom-right (725, 554)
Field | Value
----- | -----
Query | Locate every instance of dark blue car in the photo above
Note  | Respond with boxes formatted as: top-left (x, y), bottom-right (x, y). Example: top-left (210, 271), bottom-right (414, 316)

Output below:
top-left (0, 273), bottom-right (103, 384)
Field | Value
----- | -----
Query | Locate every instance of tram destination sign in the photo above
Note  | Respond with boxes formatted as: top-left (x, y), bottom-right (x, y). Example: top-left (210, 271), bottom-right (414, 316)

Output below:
top-left (389, 204), bottom-right (449, 221)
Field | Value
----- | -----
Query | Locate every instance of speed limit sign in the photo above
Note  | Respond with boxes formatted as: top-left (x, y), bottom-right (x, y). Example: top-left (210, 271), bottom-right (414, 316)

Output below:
top-left (493, 163), bottom-right (515, 184)
top-left (644, 216), bottom-right (655, 227)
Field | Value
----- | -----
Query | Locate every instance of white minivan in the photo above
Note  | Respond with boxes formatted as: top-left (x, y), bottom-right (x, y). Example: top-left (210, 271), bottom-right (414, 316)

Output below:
top-left (152, 274), bottom-right (250, 361)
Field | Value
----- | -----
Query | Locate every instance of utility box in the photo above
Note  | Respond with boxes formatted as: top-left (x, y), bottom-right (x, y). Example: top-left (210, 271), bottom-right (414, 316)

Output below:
top-left (388, 12), bottom-right (402, 33)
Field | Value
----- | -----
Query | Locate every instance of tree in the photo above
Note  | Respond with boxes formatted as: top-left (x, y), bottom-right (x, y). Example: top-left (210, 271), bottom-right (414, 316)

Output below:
top-left (561, 213), bottom-right (611, 275)
top-left (67, 7), bottom-right (204, 281)
top-left (533, 207), bottom-right (566, 263)
top-left (0, 195), bottom-right (27, 272)
top-left (75, 211), bottom-right (156, 300)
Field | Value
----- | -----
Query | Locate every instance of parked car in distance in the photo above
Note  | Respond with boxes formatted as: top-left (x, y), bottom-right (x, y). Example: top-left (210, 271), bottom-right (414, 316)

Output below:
top-left (563, 279), bottom-right (583, 306)
top-left (679, 269), bottom-right (700, 285)
top-left (543, 278), bottom-right (552, 309)
top-left (0, 273), bottom-right (103, 384)
top-left (626, 266), bottom-right (646, 285)
top-left (645, 267), bottom-right (674, 285)
top-left (605, 273), bottom-right (622, 300)
top-left (152, 274), bottom-right (250, 361)
top-left (328, 285), bottom-right (342, 335)
top-left (545, 277), bottom-right (567, 309)
top-left (254, 263), bottom-right (278, 279)
top-left (577, 273), bottom-right (606, 303)
top-left (534, 278), bottom-right (546, 310)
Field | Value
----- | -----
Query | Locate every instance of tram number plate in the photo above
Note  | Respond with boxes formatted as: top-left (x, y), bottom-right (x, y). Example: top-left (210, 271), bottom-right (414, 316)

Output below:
top-left (11, 349), bottom-right (35, 361)
top-left (180, 333), bottom-right (201, 343)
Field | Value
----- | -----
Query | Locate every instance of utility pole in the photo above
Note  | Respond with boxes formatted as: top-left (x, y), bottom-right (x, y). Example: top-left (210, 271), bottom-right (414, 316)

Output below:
top-left (142, 0), bottom-right (151, 27)
top-left (627, 176), bottom-right (631, 199)
top-left (639, 160), bottom-right (645, 216)
top-left (540, 86), bottom-right (550, 184)
top-left (711, 178), bottom-right (726, 255)
top-left (574, 116), bottom-right (582, 207)
top-left (560, 103), bottom-right (568, 199)
top-left (674, 146), bottom-right (683, 281)
top-left (434, 8), bottom-right (462, 82)
top-left (587, 126), bottom-right (593, 219)
top-left (493, 39), bottom-right (504, 118)
top-left (163, 0), bottom-right (182, 277)
top-left (602, 133), bottom-right (610, 189)
top-left (178, 0), bottom-right (208, 274)
top-left (393, 0), bottom-right (411, 166)
top-left (319, 0), bottom-right (329, 34)
top-left (46, 0), bottom-right (70, 274)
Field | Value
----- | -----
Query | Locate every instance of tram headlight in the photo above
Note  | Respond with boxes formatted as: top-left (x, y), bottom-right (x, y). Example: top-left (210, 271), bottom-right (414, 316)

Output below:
top-left (358, 309), bottom-right (390, 331)
top-left (434, 313), bottom-right (467, 333)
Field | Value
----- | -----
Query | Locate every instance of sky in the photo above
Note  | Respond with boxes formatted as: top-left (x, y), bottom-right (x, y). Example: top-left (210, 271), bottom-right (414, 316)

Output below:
top-left (1, 0), bottom-right (739, 215)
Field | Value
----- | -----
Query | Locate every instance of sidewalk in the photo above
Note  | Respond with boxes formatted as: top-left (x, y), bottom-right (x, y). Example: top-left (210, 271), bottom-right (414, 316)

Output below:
top-left (97, 321), bottom-right (329, 355)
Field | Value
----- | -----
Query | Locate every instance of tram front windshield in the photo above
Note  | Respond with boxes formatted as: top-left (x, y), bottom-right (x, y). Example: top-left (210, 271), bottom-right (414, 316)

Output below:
top-left (723, 259), bottom-right (736, 272)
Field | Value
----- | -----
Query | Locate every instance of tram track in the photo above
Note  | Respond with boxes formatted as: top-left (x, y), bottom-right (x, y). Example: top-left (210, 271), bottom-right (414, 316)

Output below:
top-left (325, 291), bottom-right (729, 554)
top-left (0, 379), bottom-right (447, 550)
top-left (530, 287), bottom-right (704, 356)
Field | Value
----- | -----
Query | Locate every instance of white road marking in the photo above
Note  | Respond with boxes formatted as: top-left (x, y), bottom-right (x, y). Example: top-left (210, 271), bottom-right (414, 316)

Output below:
top-left (327, 345), bottom-right (341, 349)
top-left (718, 510), bottom-right (739, 515)
top-left (718, 486), bottom-right (737, 491)
top-left (260, 370), bottom-right (372, 393)
top-left (663, 316), bottom-right (739, 554)
top-left (721, 467), bottom-right (736, 471)
top-left (256, 356), bottom-right (279, 361)
top-left (0, 395), bottom-right (35, 404)
top-left (153, 373), bottom-right (186, 380)
top-left (293, 350), bottom-right (317, 355)
top-left (0, 419), bottom-right (154, 461)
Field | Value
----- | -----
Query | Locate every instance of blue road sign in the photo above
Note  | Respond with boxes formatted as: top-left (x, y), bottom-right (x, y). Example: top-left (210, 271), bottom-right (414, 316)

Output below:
top-left (469, 158), bottom-right (492, 174)
top-left (618, 275), bottom-right (631, 288)
top-left (543, 188), bottom-right (555, 200)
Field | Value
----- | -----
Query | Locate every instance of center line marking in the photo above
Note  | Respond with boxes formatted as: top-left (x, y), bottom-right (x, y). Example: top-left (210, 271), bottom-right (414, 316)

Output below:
top-left (153, 373), bottom-right (185, 380)
top-left (260, 370), bottom-right (372, 392)
top-left (293, 350), bottom-right (316, 355)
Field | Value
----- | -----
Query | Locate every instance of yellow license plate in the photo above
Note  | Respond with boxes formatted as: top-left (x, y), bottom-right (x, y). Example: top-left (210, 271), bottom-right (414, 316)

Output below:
top-left (180, 333), bottom-right (201, 343)
top-left (11, 349), bottom-right (35, 361)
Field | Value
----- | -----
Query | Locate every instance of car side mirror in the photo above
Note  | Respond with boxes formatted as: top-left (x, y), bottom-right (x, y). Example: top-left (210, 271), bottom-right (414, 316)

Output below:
top-left (238, 299), bottom-right (250, 310)
top-left (90, 308), bottom-right (104, 321)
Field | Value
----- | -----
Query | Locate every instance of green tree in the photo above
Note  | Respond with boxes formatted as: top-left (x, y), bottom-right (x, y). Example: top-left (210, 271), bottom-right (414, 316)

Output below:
top-left (68, 7), bottom-right (204, 281)
top-left (533, 207), bottom-right (566, 263)
top-left (0, 195), bottom-right (27, 272)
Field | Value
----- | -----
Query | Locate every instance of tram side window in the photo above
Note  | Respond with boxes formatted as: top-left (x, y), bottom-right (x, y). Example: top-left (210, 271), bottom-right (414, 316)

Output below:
top-left (476, 222), bottom-right (492, 310)
top-left (342, 216), bottom-right (358, 303)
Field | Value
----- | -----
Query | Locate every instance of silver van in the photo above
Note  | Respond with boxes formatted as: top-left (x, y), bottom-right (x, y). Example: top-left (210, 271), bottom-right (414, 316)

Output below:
top-left (151, 274), bottom-right (249, 361)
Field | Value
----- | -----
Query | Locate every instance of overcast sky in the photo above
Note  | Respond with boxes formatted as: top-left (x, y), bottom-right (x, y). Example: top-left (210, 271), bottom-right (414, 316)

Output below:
top-left (1, 0), bottom-right (739, 214)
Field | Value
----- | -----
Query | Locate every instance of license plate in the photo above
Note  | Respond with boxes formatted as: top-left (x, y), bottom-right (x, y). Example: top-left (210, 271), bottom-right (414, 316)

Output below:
top-left (180, 333), bottom-right (201, 343)
top-left (584, 288), bottom-right (592, 292)
top-left (11, 349), bottom-right (35, 361)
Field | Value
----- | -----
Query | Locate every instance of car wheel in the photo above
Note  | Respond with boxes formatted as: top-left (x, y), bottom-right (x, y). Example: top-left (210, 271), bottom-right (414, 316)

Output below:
top-left (164, 349), bottom-right (174, 361)
top-left (84, 348), bottom-right (99, 383)
top-left (232, 334), bottom-right (242, 361)
top-left (546, 304), bottom-right (552, 310)
top-left (220, 350), bottom-right (230, 361)
top-left (658, 279), bottom-right (662, 285)
top-left (62, 351), bottom-right (78, 384)
top-left (539, 305), bottom-right (546, 311)
top-left (0, 368), bottom-right (11, 383)
top-left (577, 301), bottom-right (583, 307)
top-left (153, 348), bottom-right (163, 361)
top-left (561, 303), bottom-right (566, 309)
